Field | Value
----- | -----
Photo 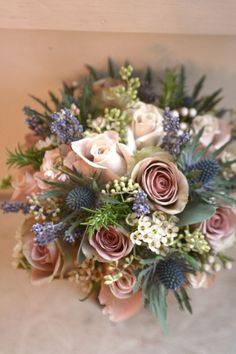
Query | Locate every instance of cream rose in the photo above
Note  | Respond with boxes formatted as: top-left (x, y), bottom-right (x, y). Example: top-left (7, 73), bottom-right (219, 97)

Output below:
top-left (128, 102), bottom-right (164, 149)
top-left (34, 147), bottom-right (68, 189)
top-left (11, 167), bottom-right (39, 202)
top-left (192, 114), bottom-right (231, 149)
top-left (131, 151), bottom-right (189, 214)
top-left (71, 131), bottom-right (131, 182)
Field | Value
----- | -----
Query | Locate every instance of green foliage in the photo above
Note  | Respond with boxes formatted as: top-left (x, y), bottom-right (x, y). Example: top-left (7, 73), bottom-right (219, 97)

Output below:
top-left (178, 201), bottom-right (216, 226)
top-left (174, 287), bottom-right (192, 314)
top-left (178, 128), bottom-right (236, 206)
top-left (81, 201), bottom-right (130, 236)
top-left (159, 67), bottom-right (186, 109)
top-left (7, 145), bottom-right (44, 170)
top-left (79, 76), bottom-right (93, 124)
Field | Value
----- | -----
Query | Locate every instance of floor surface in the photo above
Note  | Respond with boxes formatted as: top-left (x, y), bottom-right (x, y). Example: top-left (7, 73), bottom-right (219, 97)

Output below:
top-left (0, 213), bottom-right (236, 354)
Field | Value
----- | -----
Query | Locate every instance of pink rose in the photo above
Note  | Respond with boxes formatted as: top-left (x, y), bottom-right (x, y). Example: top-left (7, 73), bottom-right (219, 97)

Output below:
top-left (201, 207), bottom-right (236, 251)
top-left (99, 271), bottom-right (143, 322)
top-left (71, 131), bottom-right (131, 182)
top-left (21, 219), bottom-right (63, 285)
top-left (131, 151), bottom-right (189, 214)
top-left (11, 167), bottom-right (39, 202)
top-left (129, 102), bottom-right (164, 149)
top-left (192, 114), bottom-right (231, 150)
top-left (187, 272), bottom-right (215, 289)
top-left (84, 226), bottom-right (133, 262)
top-left (34, 147), bottom-right (68, 189)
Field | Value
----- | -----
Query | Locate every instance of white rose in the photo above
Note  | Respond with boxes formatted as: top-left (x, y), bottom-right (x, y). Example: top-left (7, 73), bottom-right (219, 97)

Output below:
top-left (128, 102), bottom-right (164, 150)
top-left (192, 114), bottom-right (231, 149)
top-left (71, 131), bottom-right (131, 182)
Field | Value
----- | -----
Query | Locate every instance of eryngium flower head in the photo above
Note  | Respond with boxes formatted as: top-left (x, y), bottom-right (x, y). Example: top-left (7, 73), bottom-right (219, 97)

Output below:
top-left (66, 186), bottom-right (96, 211)
top-left (156, 256), bottom-right (188, 290)
top-left (187, 158), bottom-right (220, 191)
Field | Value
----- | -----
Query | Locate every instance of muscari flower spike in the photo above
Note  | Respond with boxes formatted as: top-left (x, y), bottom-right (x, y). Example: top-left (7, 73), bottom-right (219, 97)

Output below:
top-left (0, 201), bottom-right (30, 214)
top-left (161, 109), bottom-right (190, 156)
top-left (32, 222), bottom-right (64, 246)
top-left (66, 186), bottom-right (97, 211)
top-left (50, 108), bottom-right (83, 144)
top-left (156, 255), bottom-right (191, 290)
top-left (24, 106), bottom-right (49, 138)
top-left (187, 158), bottom-right (220, 191)
top-left (132, 190), bottom-right (150, 217)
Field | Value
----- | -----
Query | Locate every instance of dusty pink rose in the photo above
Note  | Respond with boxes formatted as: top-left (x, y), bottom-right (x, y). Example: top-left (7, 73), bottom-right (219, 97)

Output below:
top-left (21, 219), bottom-right (62, 285)
top-left (201, 207), bottom-right (236, 251)
top-left (34, 147), bottom-right (68, 189)
top-left (192, 114), bottom-right (231, 150)
top-left (129, 102), bottom-right (164, 149)
top-left (131, 151), bottom-right (189, 214)
top-left (84, 226), bottom-right (133, 262)
top-left (187, 272), bottom-right (215, 289)
top-left (99, 271), bottom-right (143, 321)
top-left (11, 167), bottom-right (39, 201)
top-left (71, 131), bottom-right (131, 182)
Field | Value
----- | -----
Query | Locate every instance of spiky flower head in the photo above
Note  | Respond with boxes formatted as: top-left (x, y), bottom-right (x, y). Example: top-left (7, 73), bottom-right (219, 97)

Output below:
top-left (156, 255), bottom-right (191, 290)
top-left (50, 108), bottom-right (83, 144)
top-left (187, 158), bottom-right (220, 191)
top-left (66, 186), bottom-right (96, 211)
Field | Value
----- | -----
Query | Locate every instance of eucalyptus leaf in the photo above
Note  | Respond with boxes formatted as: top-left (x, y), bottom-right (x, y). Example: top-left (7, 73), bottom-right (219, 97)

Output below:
top-left (178, 201), bottom-right (216, 226)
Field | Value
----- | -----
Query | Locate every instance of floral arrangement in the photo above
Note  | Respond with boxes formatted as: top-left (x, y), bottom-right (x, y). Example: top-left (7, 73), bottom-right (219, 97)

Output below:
top-left (2, 60), bottom-right (236, 333)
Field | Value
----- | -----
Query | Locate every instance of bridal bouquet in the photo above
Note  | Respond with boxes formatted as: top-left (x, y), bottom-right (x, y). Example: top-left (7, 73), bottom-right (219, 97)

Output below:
top-left (2, 61), bottom-right (236, 333)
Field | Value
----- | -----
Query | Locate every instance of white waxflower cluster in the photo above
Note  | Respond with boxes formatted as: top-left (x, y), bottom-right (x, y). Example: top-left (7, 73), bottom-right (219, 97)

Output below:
top-left (127, 211), bottom-right (179, 254)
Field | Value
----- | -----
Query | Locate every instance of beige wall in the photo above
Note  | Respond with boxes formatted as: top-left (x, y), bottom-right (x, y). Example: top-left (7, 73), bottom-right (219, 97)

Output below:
top-left (0, 29), bottom-right (236, 179)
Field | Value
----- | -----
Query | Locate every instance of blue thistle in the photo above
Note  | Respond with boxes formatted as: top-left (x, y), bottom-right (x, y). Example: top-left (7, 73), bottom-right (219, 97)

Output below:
top-left (187, 158), bottom-right (220, 191)
top-left (66, 186), bottom-right (96, 211)
top-left (32, 222), bottom-right (64, 246)
top-left (50, 108), bottom-right (83, 144)
top-left (0, 201), bottom-right (30, 214)
top-left (132, 190), bottom-right (150, 217)
top-left (156, 257), bottom-right (186, 290)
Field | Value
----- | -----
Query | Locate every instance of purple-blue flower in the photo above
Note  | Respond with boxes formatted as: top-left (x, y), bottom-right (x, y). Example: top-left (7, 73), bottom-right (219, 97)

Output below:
top-left (32, 222), bottom-right (64, 246)
top-left (162, 109), bottom-right (190, 155)
top-left (50, 108), bottom-right (83, 144)
top-left (0, 201), bottom-right (30, 214)
top-left (132, 190), bottom-right (150, 217)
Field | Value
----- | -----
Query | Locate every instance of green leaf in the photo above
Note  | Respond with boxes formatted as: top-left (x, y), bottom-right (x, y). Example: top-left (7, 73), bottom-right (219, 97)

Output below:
top-left (145, 67), bottom-right (152, 84)
top-left (192, 75), bottom-right (206, 100)
top-left (149, 284), bottom-right (169, 335)
top-left (29, 94), bottom-right (53, 113)
top-left (6, 145), bottom-right (44, 170)
top-left (178, 201), bottom-right (216, 226)
top-left (86, 65), bottom-right (99, 80)
top-left (77, 230), bottom-right (87, 265)
top-left (107, 58), bottom-right (116, 78)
